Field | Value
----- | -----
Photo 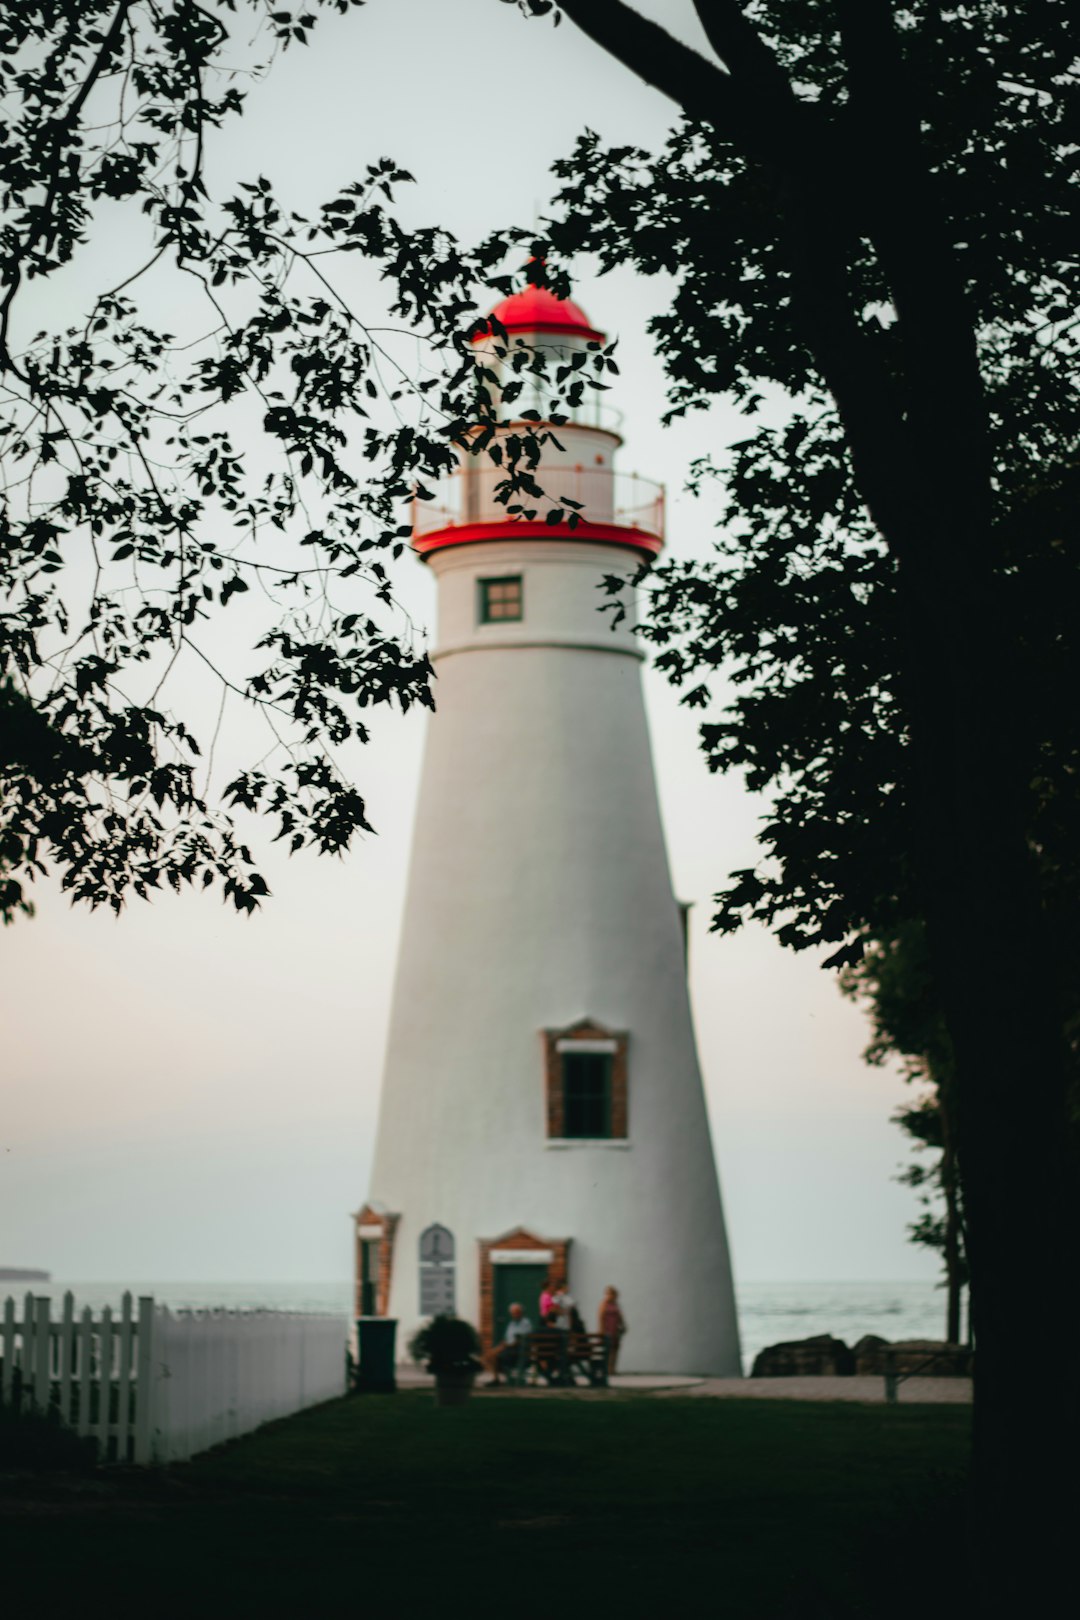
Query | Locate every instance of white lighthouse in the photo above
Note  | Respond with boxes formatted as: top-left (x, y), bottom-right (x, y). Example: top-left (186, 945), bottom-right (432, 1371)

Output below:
top-left (355, 283), bottom-right (741, 1375)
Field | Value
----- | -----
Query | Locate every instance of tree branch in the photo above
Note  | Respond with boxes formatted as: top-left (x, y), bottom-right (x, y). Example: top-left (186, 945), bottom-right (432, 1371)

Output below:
top-left (834, 0), bottom-right (991, 534)
top-left (556, 0), bottom-right (781, 158)
top-left (554, 5), bottom-right (923, 543)
top-left (555, 2), bottom-right (989, 564)
top-left (690, 0), bottom-right (792, 95)
top-left (0, 1), bottom-right (133, 375)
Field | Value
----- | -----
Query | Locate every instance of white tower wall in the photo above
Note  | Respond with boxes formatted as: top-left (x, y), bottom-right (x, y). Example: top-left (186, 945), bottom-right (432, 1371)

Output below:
top-left (368, 537), bottom-right (742, 1375)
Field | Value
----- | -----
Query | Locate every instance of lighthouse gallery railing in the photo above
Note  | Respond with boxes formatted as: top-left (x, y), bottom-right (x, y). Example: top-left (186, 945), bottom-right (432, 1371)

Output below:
top-left (413, 464), bottom-right (664, 542)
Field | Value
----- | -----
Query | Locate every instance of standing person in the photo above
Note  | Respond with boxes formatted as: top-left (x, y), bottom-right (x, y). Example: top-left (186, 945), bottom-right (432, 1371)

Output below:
top-left (539, 1279), bottom-right (555, 1325)
top-left (551, 1279), bottom-right (575, 1330)
top-left (598, 1286), bottom-right (627, 1377)
top-left (550, 1279), bottom-right (576, 1384)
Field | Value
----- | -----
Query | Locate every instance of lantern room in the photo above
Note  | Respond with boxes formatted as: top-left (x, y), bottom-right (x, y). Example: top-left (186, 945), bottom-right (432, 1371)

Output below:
top-left (412, 282), bottom-right (664, 559)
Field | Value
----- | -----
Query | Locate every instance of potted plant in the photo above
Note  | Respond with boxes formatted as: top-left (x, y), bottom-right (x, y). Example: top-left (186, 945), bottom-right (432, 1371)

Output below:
top-left (408, 1314), bottom-right (482, 1406)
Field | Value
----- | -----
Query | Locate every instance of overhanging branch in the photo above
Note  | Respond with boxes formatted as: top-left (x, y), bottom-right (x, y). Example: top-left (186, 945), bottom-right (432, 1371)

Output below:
top-left (690, 0), bottom-right (793, 96)
top-left (557, 0), bottom-right (762, 151)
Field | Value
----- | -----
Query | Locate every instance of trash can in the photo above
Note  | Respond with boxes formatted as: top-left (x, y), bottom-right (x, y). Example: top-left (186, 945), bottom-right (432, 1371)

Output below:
top-left (355, 1317), bottom-right (397, 1392)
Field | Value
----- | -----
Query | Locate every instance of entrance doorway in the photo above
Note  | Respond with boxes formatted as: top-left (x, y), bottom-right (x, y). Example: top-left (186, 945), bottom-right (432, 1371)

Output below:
top-left (493, 1264), bottom-right (548, 1343)
top-left (359, 1239), bottom-right (379, 1316)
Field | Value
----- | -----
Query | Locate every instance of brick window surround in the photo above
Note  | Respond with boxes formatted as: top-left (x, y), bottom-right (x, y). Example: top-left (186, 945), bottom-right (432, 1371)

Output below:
top-left (542, 1018), bottom-right (629, 1140)
top-left (477, 1227), bottom-right (571, 1352)
top-left (352, 1204), bottom-right (399, 1319)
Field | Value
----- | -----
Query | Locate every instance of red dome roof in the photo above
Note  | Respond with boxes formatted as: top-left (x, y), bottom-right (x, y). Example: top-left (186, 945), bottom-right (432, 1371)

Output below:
top-left (474, 284), bottom-right (605, 343)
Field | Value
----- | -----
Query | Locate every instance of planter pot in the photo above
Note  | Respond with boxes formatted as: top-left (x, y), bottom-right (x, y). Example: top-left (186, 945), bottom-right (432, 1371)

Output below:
top-left (433, 1367), bottom-right (477, 1407)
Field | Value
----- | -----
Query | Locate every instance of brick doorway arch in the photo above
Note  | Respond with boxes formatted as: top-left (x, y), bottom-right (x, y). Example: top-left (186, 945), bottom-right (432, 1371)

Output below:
top-left (478, 1227), bottom-right (571, 1351)
top-left (352, 1203), bottom-right (399, 1318)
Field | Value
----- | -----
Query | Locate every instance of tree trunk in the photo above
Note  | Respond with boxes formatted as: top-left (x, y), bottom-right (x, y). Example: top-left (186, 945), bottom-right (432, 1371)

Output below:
top-left (946, 951), bottom-right (1076, 1603)
top-left (940, 1111), bottom-right (962, 1345)
top-left (944, 1237), bottom-right (960, 1349)
top-left (905, 591), bottom-right (1079, 1605)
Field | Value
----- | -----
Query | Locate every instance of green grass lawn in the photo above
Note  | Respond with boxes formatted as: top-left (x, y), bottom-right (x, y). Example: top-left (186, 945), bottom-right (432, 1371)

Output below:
top-left (3, 1391), bottom-right (970, 1616)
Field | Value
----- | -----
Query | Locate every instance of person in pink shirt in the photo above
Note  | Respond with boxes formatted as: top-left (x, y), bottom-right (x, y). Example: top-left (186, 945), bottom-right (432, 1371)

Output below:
top-left (539, 1281), bottom-right (555, 1324)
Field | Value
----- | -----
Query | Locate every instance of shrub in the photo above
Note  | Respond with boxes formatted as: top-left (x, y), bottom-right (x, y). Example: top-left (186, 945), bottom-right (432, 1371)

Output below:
top-left (0, 1394), bottom-right (97, 1471)
top-left (407, 1315), bottom-right (482, 1374)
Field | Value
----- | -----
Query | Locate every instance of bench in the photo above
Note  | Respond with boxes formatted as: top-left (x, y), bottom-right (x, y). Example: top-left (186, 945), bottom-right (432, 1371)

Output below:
top-left (512, 1330), bottom-right (609, 1388)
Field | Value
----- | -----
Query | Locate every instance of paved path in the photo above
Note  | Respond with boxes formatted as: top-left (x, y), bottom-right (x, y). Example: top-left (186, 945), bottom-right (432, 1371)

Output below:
top-left (397, 1365), bottom-right (971, 1402)
top-left (657, 1375), bottom-right (973, 1404)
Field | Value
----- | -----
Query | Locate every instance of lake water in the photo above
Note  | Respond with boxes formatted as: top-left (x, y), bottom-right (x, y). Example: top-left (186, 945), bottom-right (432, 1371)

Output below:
top-left (4, 1278), bottom-right (952, 1372)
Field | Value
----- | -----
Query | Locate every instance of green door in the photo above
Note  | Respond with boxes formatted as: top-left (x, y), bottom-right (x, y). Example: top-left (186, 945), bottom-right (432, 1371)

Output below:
top-left (493, 1264), bottom-right (547, 1342)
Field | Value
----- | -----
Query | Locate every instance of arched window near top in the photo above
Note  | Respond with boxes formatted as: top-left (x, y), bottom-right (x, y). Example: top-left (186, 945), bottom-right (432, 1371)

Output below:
top-left (419, 1222), bottom-right (456, 1315)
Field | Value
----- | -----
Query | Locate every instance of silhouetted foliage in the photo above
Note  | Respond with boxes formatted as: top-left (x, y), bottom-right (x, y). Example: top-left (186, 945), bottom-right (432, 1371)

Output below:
top-left (0, 1385), bottom-right (97, 1471)
top-left (841, 922), bottom-right (968, 1341)
top-left (506, 0), bottom-right (1079, 1598)
top-left (0, 1), bottom-right (611, 920)
top-left (535, 3), bottom-right (1080, 967)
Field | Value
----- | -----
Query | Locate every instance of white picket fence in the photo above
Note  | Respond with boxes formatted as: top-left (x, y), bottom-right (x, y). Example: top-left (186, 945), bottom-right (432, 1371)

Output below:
top-left (1, 1292), bottom-right (347, 1464)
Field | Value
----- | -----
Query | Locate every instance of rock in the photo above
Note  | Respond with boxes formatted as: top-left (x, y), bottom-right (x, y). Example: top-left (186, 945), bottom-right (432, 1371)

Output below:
top-left (852, 1334), bottom-right (889, 1374)
top-left (854, 1336), bottom-right (972, 1377)
top-left (750, 1334), bottom-right (855, 1377)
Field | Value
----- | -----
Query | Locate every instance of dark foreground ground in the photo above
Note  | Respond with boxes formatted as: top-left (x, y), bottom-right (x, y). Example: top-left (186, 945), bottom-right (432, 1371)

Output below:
top-left (2, 1391), bottom-right (970, 1616)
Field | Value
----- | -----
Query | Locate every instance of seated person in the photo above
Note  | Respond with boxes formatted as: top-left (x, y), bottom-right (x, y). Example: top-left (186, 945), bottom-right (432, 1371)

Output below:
top-left (533, 1310), bottom-right (563, 1383)
top-left (566, 1308), bottom-right (596, 1383)
top-left (537, 1308), bottom-right (579, 1386)
top-left (483, 1302), bottom-right (532, 1386)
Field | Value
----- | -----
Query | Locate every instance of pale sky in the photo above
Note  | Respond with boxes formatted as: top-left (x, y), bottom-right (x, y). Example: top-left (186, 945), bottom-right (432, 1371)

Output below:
top-left (1, 0), bottom-right (937, 1285)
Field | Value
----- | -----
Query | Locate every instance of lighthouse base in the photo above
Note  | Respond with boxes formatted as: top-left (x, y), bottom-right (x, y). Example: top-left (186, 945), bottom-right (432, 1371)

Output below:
top-left (356, 1204), bottom-right (742, 1380)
